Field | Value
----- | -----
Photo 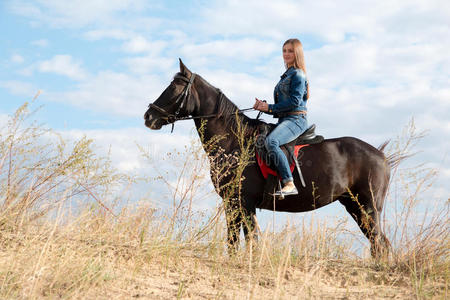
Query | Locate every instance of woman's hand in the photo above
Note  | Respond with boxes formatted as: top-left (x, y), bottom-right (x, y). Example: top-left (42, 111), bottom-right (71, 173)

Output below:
top-left (253, 98), bottom-right (269, 112)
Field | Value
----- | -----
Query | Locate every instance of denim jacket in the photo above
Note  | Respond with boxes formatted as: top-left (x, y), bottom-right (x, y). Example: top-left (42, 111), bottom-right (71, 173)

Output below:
top-left (267, 66), bottom-right (308, 117)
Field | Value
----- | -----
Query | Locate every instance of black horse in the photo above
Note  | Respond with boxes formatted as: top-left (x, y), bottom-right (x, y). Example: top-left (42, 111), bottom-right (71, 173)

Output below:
top-left (144, 60), bottom-right (396, 257)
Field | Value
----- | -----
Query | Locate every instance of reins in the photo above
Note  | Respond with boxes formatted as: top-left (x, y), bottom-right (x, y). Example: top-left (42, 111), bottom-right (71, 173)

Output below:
top-left (176, 107), bottom-right (256, 121)
top-left (148, 72), bottom-right (256, 132)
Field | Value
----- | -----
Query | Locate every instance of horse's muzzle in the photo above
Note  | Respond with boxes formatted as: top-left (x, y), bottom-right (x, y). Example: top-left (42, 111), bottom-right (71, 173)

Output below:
top-left (144, 110), bottom-right (162, 130)
top-left (144, 116), bottom-right (164, 130)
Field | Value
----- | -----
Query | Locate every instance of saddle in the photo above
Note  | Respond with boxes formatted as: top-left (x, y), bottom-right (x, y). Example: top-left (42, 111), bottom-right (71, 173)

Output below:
top-left (255, 123), bottom-right (324, 202)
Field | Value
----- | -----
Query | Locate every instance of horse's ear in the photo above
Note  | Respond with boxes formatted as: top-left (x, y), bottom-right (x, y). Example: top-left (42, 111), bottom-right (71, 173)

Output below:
top-left (179, 58), bottom-right (192, 77)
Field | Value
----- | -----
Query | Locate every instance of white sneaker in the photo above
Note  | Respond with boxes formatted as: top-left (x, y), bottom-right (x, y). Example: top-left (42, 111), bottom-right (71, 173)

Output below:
top-left (273, 181), bottom-right (298, 196)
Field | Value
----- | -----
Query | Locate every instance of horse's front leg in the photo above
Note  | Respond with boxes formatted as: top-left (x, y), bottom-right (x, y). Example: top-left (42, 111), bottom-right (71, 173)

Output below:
top-left (225, 199), bottom-right (242, 255)
top-left (241, 200), bottom-right (261, 251)
top-left (242, 210), bottom-right (259, 243)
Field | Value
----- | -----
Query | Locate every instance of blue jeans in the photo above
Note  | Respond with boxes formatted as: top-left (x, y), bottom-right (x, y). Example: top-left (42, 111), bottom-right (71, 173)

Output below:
top-left (265, 115), bottom-right (308, 184)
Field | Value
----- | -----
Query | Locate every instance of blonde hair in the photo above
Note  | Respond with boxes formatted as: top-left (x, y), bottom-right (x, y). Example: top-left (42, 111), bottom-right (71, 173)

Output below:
top-left (283, 38), bottom-right (309, 99)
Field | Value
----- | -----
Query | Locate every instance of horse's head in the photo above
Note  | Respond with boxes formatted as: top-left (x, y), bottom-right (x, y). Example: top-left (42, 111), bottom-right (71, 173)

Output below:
top-left (144, 59), bottom-right (198, 130)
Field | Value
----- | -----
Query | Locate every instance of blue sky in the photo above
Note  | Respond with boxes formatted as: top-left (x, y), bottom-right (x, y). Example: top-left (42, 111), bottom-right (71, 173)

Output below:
top-left (1, 0), bottom-right (449, 245)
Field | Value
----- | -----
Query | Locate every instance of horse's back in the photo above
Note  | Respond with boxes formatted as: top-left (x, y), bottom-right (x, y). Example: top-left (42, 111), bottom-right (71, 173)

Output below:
top-left (317, 136), bottom-right (390, 185)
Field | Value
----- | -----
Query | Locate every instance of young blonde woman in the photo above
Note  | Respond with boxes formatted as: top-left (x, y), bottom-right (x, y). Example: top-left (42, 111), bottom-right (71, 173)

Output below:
top-left (253, 38), bottom-right (309, 196)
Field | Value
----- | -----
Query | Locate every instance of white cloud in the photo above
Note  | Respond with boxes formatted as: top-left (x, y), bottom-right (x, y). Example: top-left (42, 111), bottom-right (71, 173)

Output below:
top-left (84, 29), bottom-right (133, 40)
top-left (0, 113), bottom-right (9, 128)
top-left (34, 55), bottom-right (87, 80)
top-left (197, 69), bottom-right (275, 107)
top-left (441, 168), bottom-right (450, 180)
top-left (61, 127), bottom-right (191, 173)
top-left (10, 54), bottom-right (24, 64)
top-left (122, 56), bottom-right (174, 74)
top-left (180, 39), bottom-right (279, 61)
top-left (200, 0), bottom-right (449, 43)
top-left (39, 55), bottom-right (86, 79)
top-left (48, 71), bottom-right (167, 117)
top-left (0, 80), bottom-right (38, 97)
top-left (31, 39), bottom-right (49, 47)
top-left (121, 36), bottom-right (167, 54)
top-left (8, 0), bottom-right (150, 28)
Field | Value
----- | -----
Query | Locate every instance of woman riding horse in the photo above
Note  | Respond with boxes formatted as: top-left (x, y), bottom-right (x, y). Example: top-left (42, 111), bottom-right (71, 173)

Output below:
top-left (144, 57), bottom-right (395, 258)
top-left (253, 38), bottom-right (309, 196)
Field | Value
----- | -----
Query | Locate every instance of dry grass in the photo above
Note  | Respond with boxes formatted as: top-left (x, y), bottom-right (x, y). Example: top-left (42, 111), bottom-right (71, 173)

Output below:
top-left (0, 103), bottom-right (448, 299)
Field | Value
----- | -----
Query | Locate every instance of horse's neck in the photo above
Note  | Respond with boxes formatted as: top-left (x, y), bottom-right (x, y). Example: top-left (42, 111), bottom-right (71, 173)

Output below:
top-left (193, 114), bottom-right (234, 151)
top-left (193, 92), bottom-right (240, 152)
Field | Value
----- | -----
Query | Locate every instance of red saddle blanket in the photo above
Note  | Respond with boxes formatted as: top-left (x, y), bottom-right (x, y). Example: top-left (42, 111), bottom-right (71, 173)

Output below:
top-left (255, 144), bottom-right (310, 179)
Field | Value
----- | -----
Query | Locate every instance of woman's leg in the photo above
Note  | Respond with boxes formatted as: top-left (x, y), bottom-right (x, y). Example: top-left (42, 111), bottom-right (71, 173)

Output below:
top-left (265, 116), bottom-right (307, 184)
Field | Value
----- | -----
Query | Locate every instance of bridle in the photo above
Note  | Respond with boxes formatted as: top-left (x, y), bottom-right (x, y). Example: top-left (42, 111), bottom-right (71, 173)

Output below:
top-left (147, 72), bottom-right (256, 132)
top-left (148, 73), bottom-right (196, 124)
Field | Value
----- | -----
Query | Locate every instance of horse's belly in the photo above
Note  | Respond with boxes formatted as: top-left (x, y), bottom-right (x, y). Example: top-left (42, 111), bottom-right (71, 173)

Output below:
top-left (256, 195), bottom-right (334, 212)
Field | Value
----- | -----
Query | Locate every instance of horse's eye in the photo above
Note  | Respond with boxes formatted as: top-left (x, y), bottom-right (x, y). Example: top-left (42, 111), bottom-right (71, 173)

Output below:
top-left (170, 83), bottom-right (180, 92)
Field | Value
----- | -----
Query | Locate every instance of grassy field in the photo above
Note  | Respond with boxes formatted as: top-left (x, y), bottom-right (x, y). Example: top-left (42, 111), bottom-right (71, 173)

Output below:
top-left (0, 103), bottom-right (448, 299)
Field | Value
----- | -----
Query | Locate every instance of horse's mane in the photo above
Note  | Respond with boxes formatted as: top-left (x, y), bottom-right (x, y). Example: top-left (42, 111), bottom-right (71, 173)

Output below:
top-left (194, 73), bottom-right (263, 135)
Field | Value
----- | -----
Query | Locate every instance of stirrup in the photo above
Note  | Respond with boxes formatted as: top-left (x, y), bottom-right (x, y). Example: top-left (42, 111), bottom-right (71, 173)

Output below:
top-left (272, 186), bottom-right (298, 197)
top-left (271, 181), bottom-right (298, 197)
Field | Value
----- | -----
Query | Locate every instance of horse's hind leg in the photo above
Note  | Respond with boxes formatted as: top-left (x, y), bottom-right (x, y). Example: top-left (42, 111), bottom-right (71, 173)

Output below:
top-left (339, 192), bottom-right (391, 259)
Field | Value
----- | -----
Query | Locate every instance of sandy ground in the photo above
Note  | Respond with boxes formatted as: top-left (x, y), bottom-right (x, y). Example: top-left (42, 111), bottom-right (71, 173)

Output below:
top-left (82, 253), bottom-right (440, 299)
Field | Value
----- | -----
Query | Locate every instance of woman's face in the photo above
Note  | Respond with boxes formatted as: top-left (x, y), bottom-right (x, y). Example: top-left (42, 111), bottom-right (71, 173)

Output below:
top-left (283, 43), bottom-right (295, 67)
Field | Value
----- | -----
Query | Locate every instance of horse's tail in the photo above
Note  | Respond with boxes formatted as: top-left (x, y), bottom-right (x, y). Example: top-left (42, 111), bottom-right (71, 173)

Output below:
top-left (374, 140), bottom-right (408, 214)
top-left (377, 140), bottom-right (409, 170)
